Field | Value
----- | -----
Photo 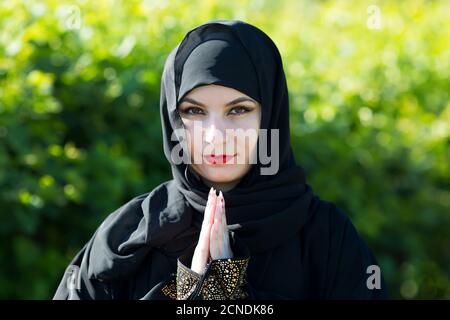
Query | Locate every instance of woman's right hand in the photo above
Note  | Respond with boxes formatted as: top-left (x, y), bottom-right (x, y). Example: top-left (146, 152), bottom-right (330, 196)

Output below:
top-left (190, 187), bottom-right (217, 274)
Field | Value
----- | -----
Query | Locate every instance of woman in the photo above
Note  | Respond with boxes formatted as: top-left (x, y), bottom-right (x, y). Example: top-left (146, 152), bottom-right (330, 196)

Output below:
top-left (53, 19), bottom-right (388, 300)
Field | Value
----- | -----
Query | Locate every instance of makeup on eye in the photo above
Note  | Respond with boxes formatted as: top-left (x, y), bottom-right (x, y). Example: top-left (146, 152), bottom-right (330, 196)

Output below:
top-left (179, 105), bottom-right (254, 116)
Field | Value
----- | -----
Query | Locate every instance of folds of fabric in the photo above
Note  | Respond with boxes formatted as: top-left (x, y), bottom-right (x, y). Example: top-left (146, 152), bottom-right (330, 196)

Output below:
top-left (53, 20), bottom-right (389, 300)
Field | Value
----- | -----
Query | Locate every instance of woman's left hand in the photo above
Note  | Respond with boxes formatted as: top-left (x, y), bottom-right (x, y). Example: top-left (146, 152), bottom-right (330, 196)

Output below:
top-left (209, 191), bottom-right (233, 260)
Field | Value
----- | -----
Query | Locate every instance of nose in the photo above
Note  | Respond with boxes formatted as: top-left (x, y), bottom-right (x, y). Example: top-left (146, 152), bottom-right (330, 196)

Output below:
top-left (204, 123), bottom-right (216, 144)
top-left (204, 117), bottom-right (227, 146)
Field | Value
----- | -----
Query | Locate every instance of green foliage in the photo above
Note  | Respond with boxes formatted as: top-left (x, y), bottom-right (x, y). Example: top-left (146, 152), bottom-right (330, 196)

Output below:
top-left (0, 0), bottom-right (448, 299)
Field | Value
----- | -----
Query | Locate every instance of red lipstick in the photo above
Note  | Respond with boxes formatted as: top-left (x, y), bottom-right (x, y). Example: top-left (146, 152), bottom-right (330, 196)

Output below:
top-left (204, 154), bottom-right (236, 165)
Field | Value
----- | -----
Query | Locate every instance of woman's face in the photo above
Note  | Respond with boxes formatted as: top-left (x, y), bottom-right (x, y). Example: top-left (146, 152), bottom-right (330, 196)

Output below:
top-left (177, 84), bottom-right (261, 190)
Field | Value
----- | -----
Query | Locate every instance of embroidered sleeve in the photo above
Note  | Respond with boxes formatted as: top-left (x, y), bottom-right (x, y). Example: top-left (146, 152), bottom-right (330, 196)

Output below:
top-left (161, 231), bottom-right (251, 300)
top-left (192, 256), bottom-right (249, 300)
top-left (176, 257), bottom-right (202, 299)
top-left (159, 277), bottom-right (177, 300)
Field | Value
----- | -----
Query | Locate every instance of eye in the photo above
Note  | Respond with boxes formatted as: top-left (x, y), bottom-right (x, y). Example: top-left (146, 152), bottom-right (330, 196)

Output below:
top-left (180, 106), bottom-right (205, 115)
top-left (229, 106), bottom-right (252, 115)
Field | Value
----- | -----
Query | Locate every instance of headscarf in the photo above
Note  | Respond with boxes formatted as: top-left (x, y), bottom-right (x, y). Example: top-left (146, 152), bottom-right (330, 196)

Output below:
top-left (159, 19), bottom-right (319, 253)
top-left (85, 19), bottom-right (324, 281)
top-left (54, 21), bottom-right (388, 301)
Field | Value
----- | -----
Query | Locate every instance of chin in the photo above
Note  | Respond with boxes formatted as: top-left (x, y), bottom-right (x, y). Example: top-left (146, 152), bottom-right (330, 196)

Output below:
top-left (194, 165), bottom-right (246, 184)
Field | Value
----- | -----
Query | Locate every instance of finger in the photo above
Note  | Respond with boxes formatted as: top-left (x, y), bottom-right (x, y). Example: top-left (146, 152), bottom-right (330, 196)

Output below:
top-left (221, 194), bottom-right (230, 243)
top-left (210, 198), bottom-right (221, 258)
top-left (191, 188), bottom-right (216, 273)
top-left (198, 187), bottom-right (216, 246)
top-left (215, 194), bottom-right (222, 247)
top-left (219, 191), bottom-right (226, 227)
top-left (209, 190), bottom-right (217, 225)
top-left (217, 191), bottom-right (224, 249)
top-left (214, 192), bottom-right (225, 257)
top-left (218, 193), bottom-right (232, 259)
top-left (199, 187), bottom-right (213, 233)
top-left (202, 187), bottom-right (215, 226)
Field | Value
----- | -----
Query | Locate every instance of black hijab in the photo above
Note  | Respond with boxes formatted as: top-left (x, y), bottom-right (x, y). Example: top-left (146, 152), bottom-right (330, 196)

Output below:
top-left (54, 20), bottom-right (388, 300)
top-left (80, 19), bottom-right (323, 281)
top-left (159, 19), bottom-right (321, 254)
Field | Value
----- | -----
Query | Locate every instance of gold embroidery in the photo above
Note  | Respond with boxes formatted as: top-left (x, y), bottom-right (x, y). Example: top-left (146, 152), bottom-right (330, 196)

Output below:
top-left (160, 278), bottom-right (177, 299)
top-left (160, 233), bottom-right (250, 300)
top-left (210, 258), bottom-right (249, 299)
top-left (176, 258), bottom-right (201, 300)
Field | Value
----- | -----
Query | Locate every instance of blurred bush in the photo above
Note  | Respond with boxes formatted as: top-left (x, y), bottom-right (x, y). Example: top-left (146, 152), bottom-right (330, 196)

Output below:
top-left (0, 0), bottom-right (448, 299)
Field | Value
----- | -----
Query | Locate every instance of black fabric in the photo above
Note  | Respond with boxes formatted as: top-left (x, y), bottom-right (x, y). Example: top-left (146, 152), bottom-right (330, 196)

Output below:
top-left (53, 19), bottom-right (388, 300)
top-left (177, 35), bottom-right (261, 106)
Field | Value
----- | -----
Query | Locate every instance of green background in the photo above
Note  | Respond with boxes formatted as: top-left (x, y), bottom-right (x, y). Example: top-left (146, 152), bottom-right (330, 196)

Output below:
top-left (0, 0), bottom-right (448, 299)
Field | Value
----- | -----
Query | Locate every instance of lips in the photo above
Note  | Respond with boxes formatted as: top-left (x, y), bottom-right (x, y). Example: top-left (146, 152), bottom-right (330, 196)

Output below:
top-left (203, 154), bottom-right (236, 165)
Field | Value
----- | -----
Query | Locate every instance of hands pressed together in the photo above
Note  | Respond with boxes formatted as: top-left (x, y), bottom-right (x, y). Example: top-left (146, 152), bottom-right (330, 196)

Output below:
top-left (190, 187), bottom-right (233, 274)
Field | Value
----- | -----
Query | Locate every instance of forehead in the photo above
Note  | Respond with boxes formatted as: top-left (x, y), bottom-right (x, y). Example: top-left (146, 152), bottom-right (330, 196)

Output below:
top-left (183, 84), bottom-right (250, 101)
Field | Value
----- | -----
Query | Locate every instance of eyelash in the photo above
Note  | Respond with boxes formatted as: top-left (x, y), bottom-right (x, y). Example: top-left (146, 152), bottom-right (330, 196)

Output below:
top-left (180, 106), bottom-right (252, 116)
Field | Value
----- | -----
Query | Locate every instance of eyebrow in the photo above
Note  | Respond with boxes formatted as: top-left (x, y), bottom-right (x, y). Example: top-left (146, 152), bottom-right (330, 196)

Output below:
top-left (179, 96), bottom-right (257, 107)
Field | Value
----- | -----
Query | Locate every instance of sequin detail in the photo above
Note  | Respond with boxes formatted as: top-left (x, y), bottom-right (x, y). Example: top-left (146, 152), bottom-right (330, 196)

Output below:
top-left (207, 258), bottom-right (249, 299)
top-left (160, 277), bottom-right (177, 299)
top-left (173, 257), bottom-right (250, 300)
top-left (176, 258), bottom-right (202, 299)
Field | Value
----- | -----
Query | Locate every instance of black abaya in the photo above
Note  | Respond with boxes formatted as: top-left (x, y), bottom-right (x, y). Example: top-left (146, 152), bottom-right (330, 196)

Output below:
top-left (53, 19), bottom-right (388, 300)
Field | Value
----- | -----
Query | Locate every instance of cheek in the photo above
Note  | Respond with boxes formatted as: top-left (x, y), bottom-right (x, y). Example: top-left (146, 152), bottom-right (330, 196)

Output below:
top-left (235, 117), bottom-right (260, 151)
top-left (184, 122), bottom-right (195, 148)
top-left (182, 125), bottom-right (197, 154)
top-left (248, 113), bottom-right (261, 149)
